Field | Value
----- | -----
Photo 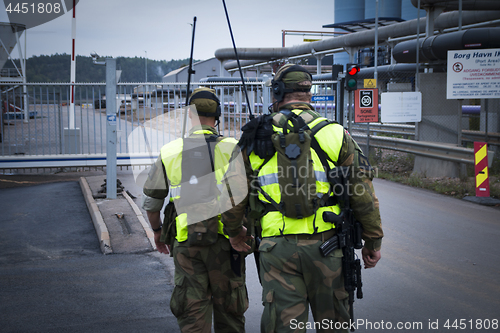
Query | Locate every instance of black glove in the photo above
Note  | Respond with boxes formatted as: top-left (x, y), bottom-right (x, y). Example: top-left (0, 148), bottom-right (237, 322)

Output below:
top-left (238, 115), bottom-right (275, 159)
top-left (238, 116), bottom-right (260, 154)
top-left (254, 116), bottom-right (275, 159)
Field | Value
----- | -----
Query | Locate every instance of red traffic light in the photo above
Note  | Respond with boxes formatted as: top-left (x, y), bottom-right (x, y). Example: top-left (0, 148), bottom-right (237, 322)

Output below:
top-left (345, 63), bottom-right (360, 91)
top-left (347, 65), bottom-right (360, 76)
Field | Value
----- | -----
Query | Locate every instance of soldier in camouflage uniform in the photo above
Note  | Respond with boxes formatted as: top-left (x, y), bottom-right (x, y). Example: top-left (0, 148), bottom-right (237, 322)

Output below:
top-left (143, 87), bottom-right (249, 333)
top-left (222, 64), bottom-right (384, 333)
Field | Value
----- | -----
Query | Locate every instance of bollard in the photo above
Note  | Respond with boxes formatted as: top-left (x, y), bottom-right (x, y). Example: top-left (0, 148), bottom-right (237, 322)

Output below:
top-left (474, 142), bottom-right (490, 197)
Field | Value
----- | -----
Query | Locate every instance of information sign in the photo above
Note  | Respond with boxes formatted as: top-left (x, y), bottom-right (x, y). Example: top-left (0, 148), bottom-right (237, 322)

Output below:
top-left (381, 92), bottom-right (422, 123)
top-left (107, 114), bottom-right (117, 125)
top-left (311, 95), bottom-right (334, 102)
top-left (447, 48), bottom-right (500, 99)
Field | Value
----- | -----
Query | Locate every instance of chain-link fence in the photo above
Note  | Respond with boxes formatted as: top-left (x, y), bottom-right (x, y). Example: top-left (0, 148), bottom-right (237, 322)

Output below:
top-left (1, 76), bottom-right (497, 174)
top-left (0, 80), bottom-right (335, 161)
top-left (355, 68), bottom-right (499, 151)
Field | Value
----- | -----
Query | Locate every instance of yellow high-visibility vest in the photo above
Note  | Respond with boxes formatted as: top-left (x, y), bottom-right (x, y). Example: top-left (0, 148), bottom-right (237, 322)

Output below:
top-left (249, 110), bottom-right (344, 238)
top-left (160, 129), bottom-right (237, 242)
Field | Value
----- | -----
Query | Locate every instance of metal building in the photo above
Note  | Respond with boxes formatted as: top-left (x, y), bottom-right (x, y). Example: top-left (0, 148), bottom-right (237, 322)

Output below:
top-left (162, 57), bottom-right (229, 83)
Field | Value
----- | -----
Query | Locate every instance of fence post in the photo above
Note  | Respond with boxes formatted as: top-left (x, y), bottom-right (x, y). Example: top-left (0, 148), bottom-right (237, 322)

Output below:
top-left (336, 74), bottom-right (345, 126)
top-left (105, 58), bottom-right (117, 199)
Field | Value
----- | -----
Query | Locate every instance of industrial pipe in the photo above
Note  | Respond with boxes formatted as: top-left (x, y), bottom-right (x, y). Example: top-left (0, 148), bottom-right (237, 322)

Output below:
top-left (410, 0), bottom-right (500, 11)
top-left (216, 10), bottom-right (500, 70)
top-left (393, 27), bottom-right (500, 63)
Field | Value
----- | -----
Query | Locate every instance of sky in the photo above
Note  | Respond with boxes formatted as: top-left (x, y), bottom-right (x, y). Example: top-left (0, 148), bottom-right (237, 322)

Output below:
top-left (1, 0), bottom-right (336, 62)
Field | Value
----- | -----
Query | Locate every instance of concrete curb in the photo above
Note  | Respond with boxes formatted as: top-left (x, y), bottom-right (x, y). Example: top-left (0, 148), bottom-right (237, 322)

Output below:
top-left (79, 177), bottom-right (112, 254)
top-left (122, 190), bottom-right (156, 250)
top-left (463, 195), bottom-right (500, 206)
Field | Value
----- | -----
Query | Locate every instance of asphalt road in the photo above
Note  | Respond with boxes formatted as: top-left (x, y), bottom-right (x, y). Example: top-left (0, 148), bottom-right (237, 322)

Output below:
top-left (0, 180), bottom-right (179, 333)
top-left (350, 179), bottom-right (500, 332)
top-left (243, 178), bottom-right (500, 332)
top-left (1, 174), bottom-right (499, 333)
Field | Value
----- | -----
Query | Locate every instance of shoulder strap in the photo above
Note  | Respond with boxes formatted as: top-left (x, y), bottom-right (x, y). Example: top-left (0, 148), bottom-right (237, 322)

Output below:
top-left (310, 118), bottom-right (334, 135)
top-left (205, 134), bottom-right (221, 173)
top-left (309, 119), bottom-right (334, 164)
top-left (206, 134), bottom-right (222, 142)
top-left (309, 120), bottom-right (337, 207)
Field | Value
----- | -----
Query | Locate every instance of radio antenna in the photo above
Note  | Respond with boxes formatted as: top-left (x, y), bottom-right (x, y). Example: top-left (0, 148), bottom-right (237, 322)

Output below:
top-left (221, 0), bottom-right (254, 119)
top-left (181, 16), bottom-right (197, 138)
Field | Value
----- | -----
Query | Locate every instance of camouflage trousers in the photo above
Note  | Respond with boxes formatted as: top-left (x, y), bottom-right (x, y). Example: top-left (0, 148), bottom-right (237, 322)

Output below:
top-left (170, 235), bottom-right (249, 333)
top-left (258, 236), bottom-right (350, 333)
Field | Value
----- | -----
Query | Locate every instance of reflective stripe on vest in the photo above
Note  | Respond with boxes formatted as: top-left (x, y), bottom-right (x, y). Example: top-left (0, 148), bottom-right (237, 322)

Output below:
top-left (249, 111), bottom-right (345, 237)
top-left (259, 170), bottom-right (328, 187)
top-left (160, 130), bottom-right (237, 242)
top-left (169, 183), bottom-right (223, 200)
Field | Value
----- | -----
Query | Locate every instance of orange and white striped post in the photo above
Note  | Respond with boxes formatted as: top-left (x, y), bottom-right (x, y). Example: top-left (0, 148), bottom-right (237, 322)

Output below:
top-left (474, 142), bottom-right (490, 197)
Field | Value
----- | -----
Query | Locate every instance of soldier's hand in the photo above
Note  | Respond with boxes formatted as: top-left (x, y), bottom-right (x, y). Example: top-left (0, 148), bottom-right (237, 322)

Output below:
top-left (362, 247), bottom-right (381, 269)
top-left (229, 226), bottom-right (253, 253)
top-left (154, 231), bottom-right (170, 255)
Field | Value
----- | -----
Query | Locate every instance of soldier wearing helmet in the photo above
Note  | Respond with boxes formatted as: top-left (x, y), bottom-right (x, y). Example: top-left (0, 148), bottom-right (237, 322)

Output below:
top-left (222, 64), bottom-right (384, 332)
top-left (143, 87), bottom-right (249, 332)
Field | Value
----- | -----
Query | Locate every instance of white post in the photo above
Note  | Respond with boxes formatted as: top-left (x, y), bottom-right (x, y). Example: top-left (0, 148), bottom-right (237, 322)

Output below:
top-left (63, 0), bottom-right (80, 154)
top-left (69, 0), bottom-right (76, 129)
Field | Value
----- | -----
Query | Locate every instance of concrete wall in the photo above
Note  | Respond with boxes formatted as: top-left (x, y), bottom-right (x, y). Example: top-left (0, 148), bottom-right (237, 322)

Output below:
top-left (413, 73), bottom-right (464, 177)
top-left (480, 99), bottom-right (500, 153)
top-left (480, 99), bottom-right (500, 133)
top-left (418, 73), bottom-right (461, 143)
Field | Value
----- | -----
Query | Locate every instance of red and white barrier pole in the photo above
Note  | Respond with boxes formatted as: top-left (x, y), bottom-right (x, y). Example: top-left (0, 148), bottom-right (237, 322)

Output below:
top-left (69, 0), bottom-right (76, 129)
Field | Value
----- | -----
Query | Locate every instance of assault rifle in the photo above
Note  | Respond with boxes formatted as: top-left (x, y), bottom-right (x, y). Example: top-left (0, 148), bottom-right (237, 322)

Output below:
top-left (320, 166), bottom-right (363, 332)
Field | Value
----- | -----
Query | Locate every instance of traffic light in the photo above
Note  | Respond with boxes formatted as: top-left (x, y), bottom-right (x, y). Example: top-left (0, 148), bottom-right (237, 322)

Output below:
top-left (345, 63), bottom-right (360, 91)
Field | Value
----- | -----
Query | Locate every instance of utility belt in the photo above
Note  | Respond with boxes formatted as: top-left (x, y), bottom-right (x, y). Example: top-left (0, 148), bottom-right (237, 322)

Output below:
top-left (262, 196), bottom-right (337, 215)
top-left (275, 228), bottom-right (336, 242)
top-left (175, 233), bottom-right (228, 247)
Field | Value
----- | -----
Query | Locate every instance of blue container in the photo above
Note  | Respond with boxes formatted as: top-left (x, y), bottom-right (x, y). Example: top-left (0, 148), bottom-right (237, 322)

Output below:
top-left (401, 0), bottom-right (426, 20)
top-left (365, 0), bottom-right (402, 19)
top-left (333, 0), bottom-right (365, 66)
top-left (335, 0), bottom-right (365, 23)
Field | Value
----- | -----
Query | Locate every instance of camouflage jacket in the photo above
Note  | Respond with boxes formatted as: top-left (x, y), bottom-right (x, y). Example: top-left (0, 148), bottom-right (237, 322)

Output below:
top-left (222, 102), bottom-right (383, 251)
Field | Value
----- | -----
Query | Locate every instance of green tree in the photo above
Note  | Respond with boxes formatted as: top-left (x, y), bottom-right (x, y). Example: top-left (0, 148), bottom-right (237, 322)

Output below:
top-left (3, 54), bottom-right (196, 83)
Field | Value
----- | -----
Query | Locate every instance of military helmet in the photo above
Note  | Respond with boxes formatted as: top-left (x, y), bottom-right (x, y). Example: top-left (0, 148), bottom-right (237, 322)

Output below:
top-left (188, 87), bottom-right (221, 119)
top-left (271, 64), bottom-right (313, 103)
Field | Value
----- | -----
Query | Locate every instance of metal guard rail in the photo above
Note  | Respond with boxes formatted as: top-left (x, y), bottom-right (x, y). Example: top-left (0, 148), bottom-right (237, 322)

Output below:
top-left (351, 134), bottom-right (477, 165)
top-left (0, 137), bottom-right (479, 169)
top-left (0, 153), bottom-right (158, 169)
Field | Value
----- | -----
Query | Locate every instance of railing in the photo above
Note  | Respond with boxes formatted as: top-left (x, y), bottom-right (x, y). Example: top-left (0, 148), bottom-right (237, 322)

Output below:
top-left (352, 133), bottom-right (477, 165)
top-left (0, 81), bottom-right (336, 170)
top-left (351, 122), bottom-right (416, 139)
top-left (0, 68), bottom-right (22, 77)
top-left (1, 81), bottom-right (495, 171)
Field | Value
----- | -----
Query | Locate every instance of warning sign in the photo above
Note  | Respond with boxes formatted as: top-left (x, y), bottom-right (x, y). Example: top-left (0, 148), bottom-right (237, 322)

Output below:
top-left (447, 48), bottom-right (500, 99)
top-left (364, 79), bottom-right (377, 88)
top-left (355, 89), bottom-right (379, 123)
top-left (474, 142), bottom-right (490, 197)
